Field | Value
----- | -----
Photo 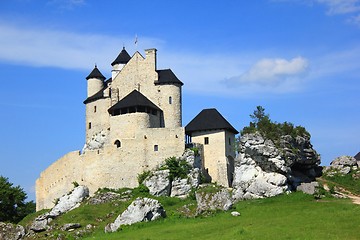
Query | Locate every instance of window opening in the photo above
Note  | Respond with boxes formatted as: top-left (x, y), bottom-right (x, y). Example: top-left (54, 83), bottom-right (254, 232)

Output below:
top-left (204, 137), bottom-right (209, 145)
top-left (154, 145), bottom-right (159, 151)
top-left (114, 140), bottom-right (121, 148)
top-left (169, 96), bottom-right (172, 104)
top-left (88, 122), bottom-right (92, 129)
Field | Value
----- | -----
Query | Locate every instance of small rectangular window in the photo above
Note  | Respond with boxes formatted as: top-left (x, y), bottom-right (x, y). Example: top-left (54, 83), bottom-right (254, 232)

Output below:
top-left (154, 145), bottom-right (159, 151)
top-left (88, 122), bottom-right (92, 129)
top-left (204, 137), bottom-right (209, 145)
top-left (169, 96), bottom-right (172, 104)
top-left (94, 106), bottom-right (97, 113)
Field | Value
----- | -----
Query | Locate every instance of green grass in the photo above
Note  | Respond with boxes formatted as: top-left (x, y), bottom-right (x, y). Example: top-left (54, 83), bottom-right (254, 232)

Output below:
top-left (82, 192), bottom-right (360, 240)
top-left (322, 172), bottom-right (360, 195)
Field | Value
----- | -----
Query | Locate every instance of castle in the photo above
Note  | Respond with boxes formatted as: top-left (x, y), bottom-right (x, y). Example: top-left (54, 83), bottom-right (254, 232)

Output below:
top-left (36, 47), bottom-right (238, 210)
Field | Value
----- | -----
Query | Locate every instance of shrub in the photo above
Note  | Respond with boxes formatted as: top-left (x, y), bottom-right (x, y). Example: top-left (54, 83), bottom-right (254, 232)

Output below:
top-left (137, 170), bottom-right (152, 184)
top-left (163, 157), bottom-right (191, 181)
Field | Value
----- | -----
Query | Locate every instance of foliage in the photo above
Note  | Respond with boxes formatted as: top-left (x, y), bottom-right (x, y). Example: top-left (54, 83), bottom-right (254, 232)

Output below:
top-left (137, 170), bottom-right (152, 184)
top-left (241, 106), bottom-right (310, 146)
top-left (190, 147), bottom-right (199, 156)
top-left (162, 157), bottom-right (191, 181)
top-left (0, 176), bottom-right (36, 223)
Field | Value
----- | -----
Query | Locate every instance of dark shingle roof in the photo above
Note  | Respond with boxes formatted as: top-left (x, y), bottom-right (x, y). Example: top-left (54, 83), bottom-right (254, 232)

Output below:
top-left (355, 152), bottom-right (360, 161)
top-left (111, 47), bottom-right (131, 66)
top-left (83, 78), bottom-right (112, 104)
top-left (185, 108), bottom-right (239, 135)
top-left (108, 90), bottom-right (161, 113)
top-left (155, 69), bottom-right (183, 86)
top-left (86, 65), bottom-right (106, 80)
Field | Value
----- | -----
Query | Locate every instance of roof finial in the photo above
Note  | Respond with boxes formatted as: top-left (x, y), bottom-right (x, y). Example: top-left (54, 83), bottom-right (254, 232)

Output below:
top-left (95, 63), bottom-right (97, 68)
top-left (123, 43), bottom-right (125, 50)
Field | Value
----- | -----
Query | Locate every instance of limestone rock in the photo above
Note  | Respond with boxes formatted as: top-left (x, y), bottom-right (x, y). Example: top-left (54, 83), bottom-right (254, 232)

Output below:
top-left (234, 133), bottom-right (320, 199)
top-left (88, 192), bottom-right (122, 205)
top-left (61, 223), bottom-right (81, 231)
top-left (196, 187), bottom-right (233, 214)
top-left (231, 211), bottom-right (241, 217)
top-left (296, 182), bottom-right (319, 195)
top-left (324, 156), bottom-right (358, 176)
top-left (0, 222), bottom-right (25, 240)
top-left (105, 197), bottom-right (166, 233)
top-left (29, 217), bottom-right (49, 232)
top-left (49, 185), bottom-right (89, 217)
top-left (82, 130), bottom-right (108, 151)
top-left (170, 178), bottom-right (191, 198)
top-left (144, 170), bottom-right (171, 197)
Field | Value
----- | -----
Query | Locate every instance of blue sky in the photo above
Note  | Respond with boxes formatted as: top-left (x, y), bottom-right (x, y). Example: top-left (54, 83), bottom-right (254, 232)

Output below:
top-left (0, 0), bottom-right (359, 201)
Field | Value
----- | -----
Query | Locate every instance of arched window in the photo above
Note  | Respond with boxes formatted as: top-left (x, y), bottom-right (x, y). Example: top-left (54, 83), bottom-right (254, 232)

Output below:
top-left (114, 140), bottom-right (121, 148)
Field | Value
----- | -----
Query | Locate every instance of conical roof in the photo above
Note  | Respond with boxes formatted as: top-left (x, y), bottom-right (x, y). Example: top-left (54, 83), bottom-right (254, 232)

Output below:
top-left (111, 47), bottom-right (131, 66)
top-left (185, 108), bottom-right (239, 135)
top-left (86, 65), bottom-right (106, 80)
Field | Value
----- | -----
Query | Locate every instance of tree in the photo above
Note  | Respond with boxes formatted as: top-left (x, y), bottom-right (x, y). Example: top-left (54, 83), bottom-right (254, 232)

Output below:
top-left (0, 176), bottom-right (35, 223)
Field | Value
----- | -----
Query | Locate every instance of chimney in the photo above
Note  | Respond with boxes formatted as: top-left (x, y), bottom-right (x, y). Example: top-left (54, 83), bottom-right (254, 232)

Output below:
top-left (145, 48), bottom-right (157, 70)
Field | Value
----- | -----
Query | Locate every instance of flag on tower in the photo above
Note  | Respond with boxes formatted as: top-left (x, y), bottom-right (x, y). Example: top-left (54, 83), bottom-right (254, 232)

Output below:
top-left (135, 34), bottom-right (138, 46)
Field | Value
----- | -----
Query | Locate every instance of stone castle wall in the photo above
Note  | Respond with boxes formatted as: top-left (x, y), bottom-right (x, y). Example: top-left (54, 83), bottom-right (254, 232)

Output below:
top-left (36, 127), bottom-right (185, 211)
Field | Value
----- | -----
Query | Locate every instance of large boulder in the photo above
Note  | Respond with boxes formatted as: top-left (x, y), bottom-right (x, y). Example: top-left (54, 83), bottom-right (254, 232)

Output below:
top-left (49, 185), bottom-right (89, 217)
top-left (196, 186), bottom-right (233, 214)
top-left (233, 133), bottom-right (320, 200)
top-left (105, 197), bottom-right (166, 233)
top-left (0, 222), bottom-right (25, 240)
top-left (144, 170), bottom-right (171, 197)
top-left (324, 156), bottom-right (358, 176)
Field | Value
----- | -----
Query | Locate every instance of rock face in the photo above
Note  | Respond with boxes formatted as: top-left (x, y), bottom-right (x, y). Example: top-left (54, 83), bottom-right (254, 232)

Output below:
top-left (144, 149), bottom-right (201, 198)
top-left (105, 197), bottom-right (166, 233)
top-left (49, 185), bottom-right (89, 217)
top-left (233, 133), bottom-right (320, 200)
top-left (296, 182), bottom-right (319, 195)
top-left (30, 185), bottom-right (89, 233)
top-left (324, 156), bottom-right (358, 176)
top-left (144, 170), bottom-right (171, 197)
top-left (196, 187), bottom-right (233, 214)
top-left (0, 222), bottom-right (25, 240)
top-left (82, 130), bottom-right (108, 151)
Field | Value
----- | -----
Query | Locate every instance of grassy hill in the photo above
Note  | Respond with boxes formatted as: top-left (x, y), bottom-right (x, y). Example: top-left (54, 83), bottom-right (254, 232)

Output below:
top-left (20, 185), bottom-right (360, 240)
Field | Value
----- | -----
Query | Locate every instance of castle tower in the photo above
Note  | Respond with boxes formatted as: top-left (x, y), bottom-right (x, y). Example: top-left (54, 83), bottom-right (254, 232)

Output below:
top-left (86, 65), bottom-right (106, 97)
top-left (84, 66), bottom-right (107, 142)
top-left (111, 47), bottom-right (131, 79)
top-left (185, 109), bottom-right (239, 187)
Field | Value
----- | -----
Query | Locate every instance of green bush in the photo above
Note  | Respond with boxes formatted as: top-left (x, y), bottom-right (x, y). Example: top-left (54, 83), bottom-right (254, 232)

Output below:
top-left (241, 106), bottom-right (311, 147)
top-left (137, 170), bottom-right (152, 184)
top-left (162, 157), bottom-right (191, 181)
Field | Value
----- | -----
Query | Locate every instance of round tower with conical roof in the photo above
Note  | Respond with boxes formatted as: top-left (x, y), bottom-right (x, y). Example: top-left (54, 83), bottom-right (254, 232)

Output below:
top-left (111, 47), bottom-right (131, 79)
top-left (86, 65), bottom-right (106, 98)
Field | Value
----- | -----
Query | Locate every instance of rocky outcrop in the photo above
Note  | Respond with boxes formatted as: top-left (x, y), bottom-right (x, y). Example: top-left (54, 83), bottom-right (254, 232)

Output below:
top-left (324, 156), bottom-right (358, 176)
top-left (30, 185), bottom-right (89, 233)
top-left (0, 222), bottom-right (25, 240)
top-left (144, 148), bottom-right (202, 198)
top-left (87, 191), bottom-right (124, 205)
top-left (105, 197), bottom-right (166, 233)
top-left (233, 133), bottom-right (320, 200)
top-left (144, 170), bottom-right (171, 197)
top-left (196, 186), bottom-right (233, 214)
top-left (296, 182), bottom-right (319, 195)
top-left (49, 185), bottom-right (89, 217)
top-left (82, 130), bottom-right (108, 152)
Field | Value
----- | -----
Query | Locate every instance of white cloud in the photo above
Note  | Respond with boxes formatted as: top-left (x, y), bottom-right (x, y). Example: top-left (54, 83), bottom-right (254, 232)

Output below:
top-left (0, 22), bottom-right (163, 71)
top-left (234, 57), bottom-right (308, 84)
top-left (316, 0), bottom-right (360, 15)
